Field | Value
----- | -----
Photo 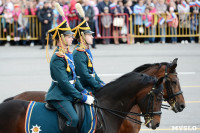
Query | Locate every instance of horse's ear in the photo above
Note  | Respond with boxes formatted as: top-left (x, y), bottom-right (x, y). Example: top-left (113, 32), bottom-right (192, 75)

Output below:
top-left (156, 77), bottom-right (164, 86)
top-left (170, 58), bottom-right (178, 70)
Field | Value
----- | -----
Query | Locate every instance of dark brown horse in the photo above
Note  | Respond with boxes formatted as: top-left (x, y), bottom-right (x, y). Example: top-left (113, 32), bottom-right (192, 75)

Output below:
top-left (0, 72), bottom-right (164, 133)
top-left (118, 58), bottom-right (185, 133)
top-left (3, 59), bottom-right (185, 133)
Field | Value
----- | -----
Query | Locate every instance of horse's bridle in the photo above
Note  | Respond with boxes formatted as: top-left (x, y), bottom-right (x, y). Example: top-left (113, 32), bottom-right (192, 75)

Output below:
top-left (142, 80), bottom-right (163, 125)
top-left (163, 64), bottom-right (183, 108)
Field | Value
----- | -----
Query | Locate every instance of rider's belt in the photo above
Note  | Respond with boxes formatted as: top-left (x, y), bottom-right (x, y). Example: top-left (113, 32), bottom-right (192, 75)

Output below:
top-left (69, 80), bottom-right (76, 84)
top-left (52, 79), bottom-right (76, 84)
top-left (90, 73), bottom-right (95, 78)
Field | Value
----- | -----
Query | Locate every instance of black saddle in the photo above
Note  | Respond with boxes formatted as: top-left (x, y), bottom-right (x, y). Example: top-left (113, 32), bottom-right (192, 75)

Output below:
top-left (45, 102), bottom-right (85, 133)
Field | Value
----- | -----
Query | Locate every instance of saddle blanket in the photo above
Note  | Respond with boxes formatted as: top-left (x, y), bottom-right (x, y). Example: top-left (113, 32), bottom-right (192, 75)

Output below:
top-left (25, 101), bottom-right (97, 133)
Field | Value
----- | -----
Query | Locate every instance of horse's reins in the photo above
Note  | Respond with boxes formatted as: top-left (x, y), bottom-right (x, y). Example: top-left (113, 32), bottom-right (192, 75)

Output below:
top-left (93, 80), bottom-right (162, 126)
top-left (94, 104), bottom-right (143, 125)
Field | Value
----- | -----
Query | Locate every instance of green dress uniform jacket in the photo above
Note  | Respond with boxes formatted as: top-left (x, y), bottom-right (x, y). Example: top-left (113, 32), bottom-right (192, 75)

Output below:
top-left (73, 47), bottom-right (104, 93)
top-left (45, 51), bottom-right (85, 102)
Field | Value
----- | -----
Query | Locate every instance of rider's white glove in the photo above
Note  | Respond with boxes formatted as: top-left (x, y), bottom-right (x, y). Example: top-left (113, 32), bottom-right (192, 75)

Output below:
top-left (84, 95), bottom-right (94, 105)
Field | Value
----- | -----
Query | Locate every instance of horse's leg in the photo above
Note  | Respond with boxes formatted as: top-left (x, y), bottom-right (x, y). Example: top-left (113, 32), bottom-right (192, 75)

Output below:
top-left (14, 91), bottom-right (46, 103)
top-left (118, 105), bottom-right (141, 133)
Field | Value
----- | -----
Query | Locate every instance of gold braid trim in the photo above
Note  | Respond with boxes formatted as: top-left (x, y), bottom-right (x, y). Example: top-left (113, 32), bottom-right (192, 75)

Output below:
top-left (71, 20), bottom-right (90, 39)
top-left (57, 31), bottom-right (70, 72)
top-left (46, 33), bottom-right (51, 63)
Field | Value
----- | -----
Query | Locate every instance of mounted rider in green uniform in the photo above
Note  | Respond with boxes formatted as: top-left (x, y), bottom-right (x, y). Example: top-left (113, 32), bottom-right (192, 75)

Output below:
top-left (45, 3), bottom-right (94, 133)
top-left (72, 9), bottom-right (105, 94)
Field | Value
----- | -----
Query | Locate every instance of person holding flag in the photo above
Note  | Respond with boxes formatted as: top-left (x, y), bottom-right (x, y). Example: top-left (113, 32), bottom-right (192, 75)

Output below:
top-left (189, 0), bottom-right (200, 43)
top-left (156, 0), bottom-right (167, 44)
top-left (133, 0), bottom-right (145, 43)
top-left (142, 7), bottom-right (152, 44)
top-left (166, 6), bottom-right (178, 44)
top-left (178, 0), bottom-right (190, 43)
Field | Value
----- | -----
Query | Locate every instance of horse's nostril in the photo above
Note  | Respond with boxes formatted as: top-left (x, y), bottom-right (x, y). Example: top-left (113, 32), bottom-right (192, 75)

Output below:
top-left (156, 123), bottom-right (160, 127)
top-left (180, 104), bottom-right (185, 109)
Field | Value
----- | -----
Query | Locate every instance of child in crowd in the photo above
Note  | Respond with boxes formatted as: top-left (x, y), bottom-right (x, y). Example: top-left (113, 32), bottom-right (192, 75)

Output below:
top-left (2, 8), bottom-right (13, 46)
top-left (18, 7), bottom-right (28, 45)
top-left (142, 7), bottom-right (152, 44)
top-left (149, 3), bottom-right (157, 43)
top-left (12, 4), bottom-right (21, 45)
top-left (101, 6), bottom-right (112, 44)
top-left (166, 7), bottom-right (178, 43)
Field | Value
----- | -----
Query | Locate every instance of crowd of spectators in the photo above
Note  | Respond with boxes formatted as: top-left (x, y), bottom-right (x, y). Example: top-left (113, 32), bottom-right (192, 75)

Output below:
top-left (0, 0), bottom-right (199, 47)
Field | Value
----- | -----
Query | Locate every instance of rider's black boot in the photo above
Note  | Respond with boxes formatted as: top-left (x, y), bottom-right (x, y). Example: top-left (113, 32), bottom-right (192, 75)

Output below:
top-left (63, 126), bottom-right (78, 133)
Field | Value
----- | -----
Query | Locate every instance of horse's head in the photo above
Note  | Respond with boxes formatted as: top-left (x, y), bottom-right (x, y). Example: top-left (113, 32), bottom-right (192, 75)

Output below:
top-left (136, 77), bottom-right (164, 130)
top-left (162, 58), bottom-right (185, 113)
top-left (134, 58), bottom-right (186, 113)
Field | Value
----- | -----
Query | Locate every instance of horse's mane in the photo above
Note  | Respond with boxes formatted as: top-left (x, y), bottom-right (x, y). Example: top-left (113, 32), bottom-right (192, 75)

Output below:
top-left (95, 71), bottom-right (154, 94)
top-left (133, 62), bottom-right (169, 72)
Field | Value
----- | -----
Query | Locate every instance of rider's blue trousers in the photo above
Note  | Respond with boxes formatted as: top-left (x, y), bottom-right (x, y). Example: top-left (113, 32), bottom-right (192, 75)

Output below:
top-left (49, 100), bottom-right (79, 127)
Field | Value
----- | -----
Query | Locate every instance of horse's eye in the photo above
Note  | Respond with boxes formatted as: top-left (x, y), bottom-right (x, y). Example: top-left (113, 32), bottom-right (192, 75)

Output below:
top-left (172, 81), bottom-right (177, 85)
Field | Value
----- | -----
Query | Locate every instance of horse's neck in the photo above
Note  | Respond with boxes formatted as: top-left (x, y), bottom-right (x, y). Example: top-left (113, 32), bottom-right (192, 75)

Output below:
top-left (95, 79), bottom-right (146, 132)
top-left (96, 83), bottom-right (141, 111)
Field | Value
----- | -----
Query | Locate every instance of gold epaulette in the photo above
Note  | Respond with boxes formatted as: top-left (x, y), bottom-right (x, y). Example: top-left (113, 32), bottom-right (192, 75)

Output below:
top-left (76, 47), bottom-right (85, 52)
top-left (56, 51), bottom-right (65, 58)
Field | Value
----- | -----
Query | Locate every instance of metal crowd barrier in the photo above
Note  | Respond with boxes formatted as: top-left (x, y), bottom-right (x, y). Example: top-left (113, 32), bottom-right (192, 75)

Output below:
top-left (0, 15), bottom-right (41, 40)
top-left (1, 13), bottom-right (199, 43)
top-left (129, 13), bottom-right (200, 40)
